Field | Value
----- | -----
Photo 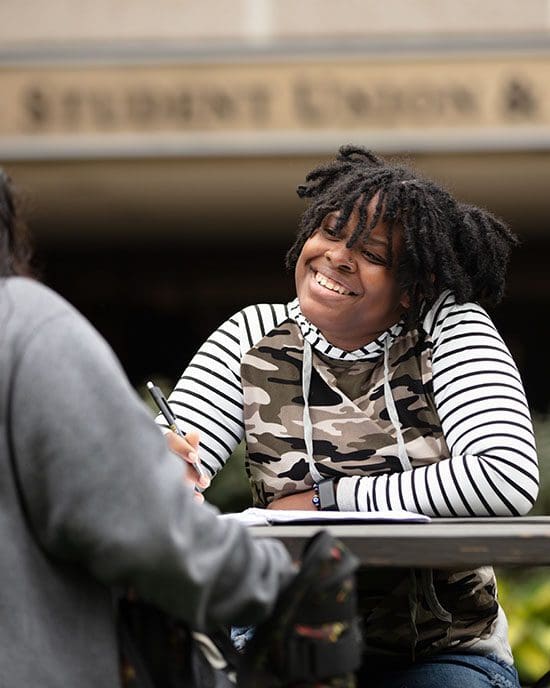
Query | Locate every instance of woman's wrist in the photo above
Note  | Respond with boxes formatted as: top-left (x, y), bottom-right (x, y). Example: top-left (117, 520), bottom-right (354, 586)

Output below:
top-left (311, 478), bottom-right (338, 511)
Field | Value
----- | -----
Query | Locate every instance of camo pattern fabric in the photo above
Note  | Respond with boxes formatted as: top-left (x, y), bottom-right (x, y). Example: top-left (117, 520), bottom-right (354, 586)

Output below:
top-left (241, 318), bottom-right (500, 660)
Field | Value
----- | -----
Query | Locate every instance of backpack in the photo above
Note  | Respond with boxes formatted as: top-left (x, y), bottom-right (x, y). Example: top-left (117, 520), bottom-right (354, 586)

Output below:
top-left (118, 531), bottom-right (363, 688)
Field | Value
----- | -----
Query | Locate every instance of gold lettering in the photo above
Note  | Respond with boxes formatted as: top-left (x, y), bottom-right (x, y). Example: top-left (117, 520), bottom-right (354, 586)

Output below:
top-left (3, 57), bottom-right (549, 142)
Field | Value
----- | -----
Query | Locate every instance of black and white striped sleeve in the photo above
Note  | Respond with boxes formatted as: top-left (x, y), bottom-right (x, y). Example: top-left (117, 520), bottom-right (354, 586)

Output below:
top-left (156, 303), bottom-right (288, 477)
top-left (337, 293), bottom-right (539, 516)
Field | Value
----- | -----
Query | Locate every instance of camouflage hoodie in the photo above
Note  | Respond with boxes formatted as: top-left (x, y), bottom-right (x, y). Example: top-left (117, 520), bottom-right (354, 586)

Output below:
top-left (240, 297), bottom-right (512, 663)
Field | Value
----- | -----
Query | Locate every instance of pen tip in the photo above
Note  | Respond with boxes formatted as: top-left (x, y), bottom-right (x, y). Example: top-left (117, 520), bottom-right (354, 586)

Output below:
top-left (146, 381), bottom-right (154, 389)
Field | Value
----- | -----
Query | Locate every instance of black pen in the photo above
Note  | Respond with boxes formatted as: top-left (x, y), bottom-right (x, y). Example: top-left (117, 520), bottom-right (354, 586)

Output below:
top-left (146, 380), bottom-right (208, 481)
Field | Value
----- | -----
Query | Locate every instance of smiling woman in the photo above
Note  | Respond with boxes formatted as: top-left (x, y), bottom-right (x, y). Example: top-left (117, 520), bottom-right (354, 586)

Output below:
top-left (159, 145), bottom-right (537, 688)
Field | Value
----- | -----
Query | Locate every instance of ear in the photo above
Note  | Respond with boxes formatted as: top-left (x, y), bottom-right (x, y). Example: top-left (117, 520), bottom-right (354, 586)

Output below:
top-left (399, 290), bottom-right (411, 310)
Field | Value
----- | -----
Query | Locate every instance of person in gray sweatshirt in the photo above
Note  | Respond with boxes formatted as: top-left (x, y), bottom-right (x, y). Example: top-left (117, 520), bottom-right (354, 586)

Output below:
top-left (0, 170), bottom-right (351, 687)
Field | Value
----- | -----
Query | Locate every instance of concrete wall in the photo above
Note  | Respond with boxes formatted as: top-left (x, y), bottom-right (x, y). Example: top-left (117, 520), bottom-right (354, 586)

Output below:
top-left (1, 0), bottom-right (549, 47)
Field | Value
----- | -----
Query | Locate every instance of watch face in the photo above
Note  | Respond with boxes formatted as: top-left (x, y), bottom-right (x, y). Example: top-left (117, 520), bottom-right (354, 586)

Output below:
top-left (318, 478), bottom-right (337, 511)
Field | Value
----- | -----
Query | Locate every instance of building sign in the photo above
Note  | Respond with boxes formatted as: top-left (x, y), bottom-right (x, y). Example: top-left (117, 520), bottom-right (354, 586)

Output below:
top-left (0, 54), bottom-right (548, 157)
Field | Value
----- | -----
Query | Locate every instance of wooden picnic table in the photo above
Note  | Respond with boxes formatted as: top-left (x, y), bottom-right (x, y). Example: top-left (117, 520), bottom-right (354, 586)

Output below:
top-left (249, 516), bottom-right (550, 568)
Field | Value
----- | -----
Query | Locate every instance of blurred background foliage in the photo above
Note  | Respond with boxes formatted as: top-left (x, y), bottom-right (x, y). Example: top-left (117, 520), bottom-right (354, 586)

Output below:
top-left (141, 381), bottom-right (550, 684)
top-left (498, 568), bottom-right (550, 685)
top-left (496, 413), bottom-right (550, 685)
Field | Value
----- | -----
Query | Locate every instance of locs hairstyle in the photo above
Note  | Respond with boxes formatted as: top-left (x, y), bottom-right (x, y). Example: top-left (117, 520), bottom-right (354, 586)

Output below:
top-left (286, 145), bottom-right (519, 324)
top-left (0, 169), bottom-right (33, 278)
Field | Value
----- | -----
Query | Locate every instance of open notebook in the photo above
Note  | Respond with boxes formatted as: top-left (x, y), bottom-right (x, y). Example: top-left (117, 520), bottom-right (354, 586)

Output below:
top-left (219, 507), bottom-right (430, 526)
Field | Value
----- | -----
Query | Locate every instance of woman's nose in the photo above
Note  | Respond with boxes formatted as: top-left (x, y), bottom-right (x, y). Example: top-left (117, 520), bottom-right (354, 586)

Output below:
top-left (324, 245), bottom-right (356, 271)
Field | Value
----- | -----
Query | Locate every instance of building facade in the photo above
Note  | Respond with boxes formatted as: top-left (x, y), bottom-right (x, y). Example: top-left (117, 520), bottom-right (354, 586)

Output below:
top-left (1, 0), bottom-right (549, 408)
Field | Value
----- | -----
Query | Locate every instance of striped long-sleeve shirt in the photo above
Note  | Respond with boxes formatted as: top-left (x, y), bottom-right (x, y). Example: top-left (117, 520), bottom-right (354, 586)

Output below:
top-left (162, 291), bottom-right (538, 517)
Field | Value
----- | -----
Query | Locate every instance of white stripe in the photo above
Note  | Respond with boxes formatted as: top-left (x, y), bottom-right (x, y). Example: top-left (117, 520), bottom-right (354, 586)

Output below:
top-left (302, 340), bottom-right (323, 483)
top-left (383, 337), bottom-right (412, 472)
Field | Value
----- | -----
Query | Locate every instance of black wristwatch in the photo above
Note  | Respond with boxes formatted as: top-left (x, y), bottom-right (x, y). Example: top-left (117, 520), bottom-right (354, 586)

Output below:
top-left (317, 478), bottom-right (338, 511)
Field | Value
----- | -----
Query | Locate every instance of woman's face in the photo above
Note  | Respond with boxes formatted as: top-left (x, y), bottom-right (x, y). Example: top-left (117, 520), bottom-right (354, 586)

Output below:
top-left (295, 196), bottom-right (408, 351)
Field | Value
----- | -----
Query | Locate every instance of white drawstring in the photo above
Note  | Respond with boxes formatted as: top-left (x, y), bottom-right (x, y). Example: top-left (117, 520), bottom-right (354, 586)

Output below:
top-left (383, 336), bottom-right (412, 472)
top-left (302, 340), bottom-right (323, 482)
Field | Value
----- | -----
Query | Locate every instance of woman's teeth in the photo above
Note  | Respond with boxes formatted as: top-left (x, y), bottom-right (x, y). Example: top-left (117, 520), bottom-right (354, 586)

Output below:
top-left (315, 272), bottom-right (352, 295)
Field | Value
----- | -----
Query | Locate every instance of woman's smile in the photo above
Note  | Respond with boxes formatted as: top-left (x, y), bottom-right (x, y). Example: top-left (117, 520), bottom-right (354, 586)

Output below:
top-left (310, 269), bottom-right (359, 297)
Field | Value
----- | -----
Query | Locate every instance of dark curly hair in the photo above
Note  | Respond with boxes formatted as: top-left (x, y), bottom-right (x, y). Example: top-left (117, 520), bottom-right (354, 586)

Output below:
top-left (286, 145), bottom-right (518, 324)
top-left (0, 169), bottom-right (34, 278)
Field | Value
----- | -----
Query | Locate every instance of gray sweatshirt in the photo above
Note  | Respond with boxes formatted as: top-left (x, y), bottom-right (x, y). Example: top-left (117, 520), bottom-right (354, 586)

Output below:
top-left (0, 277), bottom-right (293, 687)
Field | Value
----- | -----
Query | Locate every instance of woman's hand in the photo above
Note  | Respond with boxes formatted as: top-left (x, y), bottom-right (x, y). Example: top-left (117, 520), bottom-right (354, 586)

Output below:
top-left (165, 430), bottom-right (210, 501)
top-left (267, 490), bottom-right (316, 511)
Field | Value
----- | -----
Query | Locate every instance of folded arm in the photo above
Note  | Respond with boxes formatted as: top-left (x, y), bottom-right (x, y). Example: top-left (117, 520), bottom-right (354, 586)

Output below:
top-left (336, 296), bottom-right (539, 516)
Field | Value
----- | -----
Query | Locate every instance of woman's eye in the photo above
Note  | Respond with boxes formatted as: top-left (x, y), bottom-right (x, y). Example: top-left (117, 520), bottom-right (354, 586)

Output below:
top-left (362, 250), bottom-right (386, 265)
top-left (323, 226), bottom-right (339, 238)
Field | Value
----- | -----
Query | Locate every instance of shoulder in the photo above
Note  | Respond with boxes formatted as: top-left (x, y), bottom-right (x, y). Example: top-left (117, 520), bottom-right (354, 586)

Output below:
top-left (1, 277), bottom-right (119, 372)
top-left (2, 276), bottom-right (71, 312)
top-left (231, 302), bottom-right (291, 347)
top-left (421, 290), bottom-right (496, 342)
top-left (202, 302), bottom-right (292, 362)
top-left (238, 303), bottom-right (291, 326)
top-left (0, 277), bottom-right (77, 339)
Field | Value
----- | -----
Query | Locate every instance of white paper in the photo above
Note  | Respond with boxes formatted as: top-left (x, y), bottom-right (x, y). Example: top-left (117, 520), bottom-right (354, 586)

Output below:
top-left (219, 507), bottom-right (430, 526)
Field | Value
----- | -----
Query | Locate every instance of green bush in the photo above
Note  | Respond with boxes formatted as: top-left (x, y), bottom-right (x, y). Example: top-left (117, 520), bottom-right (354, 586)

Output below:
top-left (497, 413), bottom-right (550, 685)
top-left (532, 414), bottom-right (550, 516)
top-left (498, 569), bottom-right (550, 685)
top-left (203, 442), bottom-right (252, 513)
